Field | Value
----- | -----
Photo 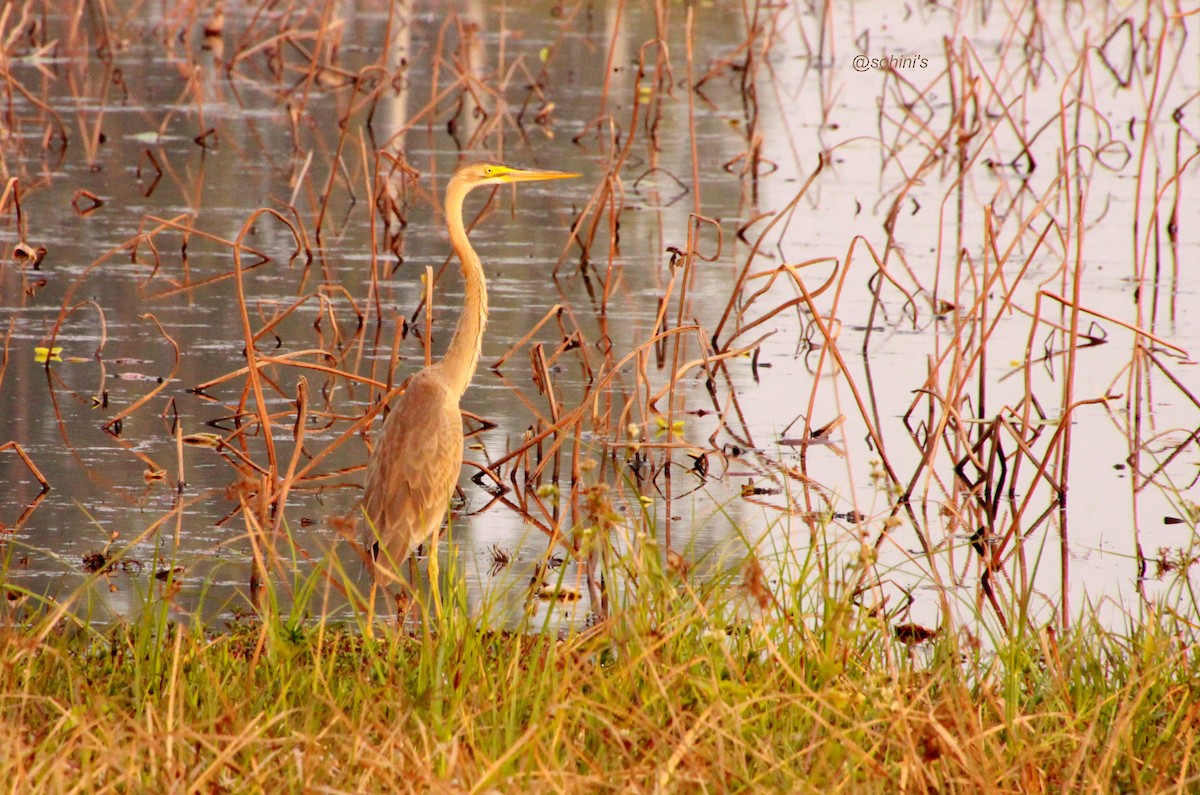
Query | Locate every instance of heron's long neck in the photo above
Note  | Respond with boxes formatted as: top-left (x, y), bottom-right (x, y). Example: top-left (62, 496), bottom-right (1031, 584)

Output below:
top-left (440, 179), bottom-right (488, 400)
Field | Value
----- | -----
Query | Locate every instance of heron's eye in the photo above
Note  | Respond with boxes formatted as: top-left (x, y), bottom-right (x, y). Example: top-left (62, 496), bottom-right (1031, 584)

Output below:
top-left (484, 167), bottom-right (494, 175)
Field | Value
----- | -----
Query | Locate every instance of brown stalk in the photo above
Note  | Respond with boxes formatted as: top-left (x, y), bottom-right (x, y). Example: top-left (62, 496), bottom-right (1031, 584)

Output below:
top-left (491, 305), bottom-right (565, 369)
top-left (102, 314), bottom-right (180, 434)
top-left (710, 157), bottom-right (825, 351)
top-left (230, 208), bottom-right (304, 485)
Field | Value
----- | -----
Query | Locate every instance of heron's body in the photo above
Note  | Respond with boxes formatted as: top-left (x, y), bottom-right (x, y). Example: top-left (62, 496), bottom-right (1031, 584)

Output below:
top-left (363, 162), bottom-right (579, 589)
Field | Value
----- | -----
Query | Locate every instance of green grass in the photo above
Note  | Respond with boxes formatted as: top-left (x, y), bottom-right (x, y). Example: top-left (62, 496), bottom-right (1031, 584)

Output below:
top-left (2, 528), bottom-right (1198, 794)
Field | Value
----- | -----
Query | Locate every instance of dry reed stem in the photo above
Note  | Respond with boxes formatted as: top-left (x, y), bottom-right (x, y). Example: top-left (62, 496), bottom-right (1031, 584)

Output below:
top-left (0, 1), bottom-right (1192, 651)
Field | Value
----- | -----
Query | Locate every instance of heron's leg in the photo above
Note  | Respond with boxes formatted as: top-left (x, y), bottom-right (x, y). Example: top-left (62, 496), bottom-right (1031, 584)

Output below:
top-left (428, 521), bottom-right (443, 619)
top-left (393, 586), bottom-right (413, 623)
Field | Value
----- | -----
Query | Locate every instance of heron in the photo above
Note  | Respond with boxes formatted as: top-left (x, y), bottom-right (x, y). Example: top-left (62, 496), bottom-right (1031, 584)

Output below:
top-left (362, 162), bottom-right (580, 601)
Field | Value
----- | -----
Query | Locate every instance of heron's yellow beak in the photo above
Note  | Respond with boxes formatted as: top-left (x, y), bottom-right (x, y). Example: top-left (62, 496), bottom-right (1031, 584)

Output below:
top-left (495, 166), bottom-right (581, 183)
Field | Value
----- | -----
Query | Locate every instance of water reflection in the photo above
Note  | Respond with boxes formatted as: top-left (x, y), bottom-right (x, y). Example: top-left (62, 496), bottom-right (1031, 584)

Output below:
top-left (0, 1), bottom-right (1197, 635)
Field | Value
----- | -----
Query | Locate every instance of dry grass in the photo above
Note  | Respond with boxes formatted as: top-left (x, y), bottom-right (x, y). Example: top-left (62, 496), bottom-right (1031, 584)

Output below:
top-left (2, 541), bottom-right (1198, 793)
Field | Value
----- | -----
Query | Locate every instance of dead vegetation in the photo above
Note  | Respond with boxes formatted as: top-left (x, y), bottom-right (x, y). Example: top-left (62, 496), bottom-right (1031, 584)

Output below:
top-left (0, 4), bottom-right (1197, 787)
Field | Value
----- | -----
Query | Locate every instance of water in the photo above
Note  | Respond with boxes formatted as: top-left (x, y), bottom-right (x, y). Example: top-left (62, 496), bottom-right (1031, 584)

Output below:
top-left (1, 1), bottom-right (1197, 633)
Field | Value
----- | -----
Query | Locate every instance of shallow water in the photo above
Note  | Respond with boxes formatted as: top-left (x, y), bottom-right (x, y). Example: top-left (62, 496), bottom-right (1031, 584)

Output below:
top-left (1, 1), bottom-right (1198, 632)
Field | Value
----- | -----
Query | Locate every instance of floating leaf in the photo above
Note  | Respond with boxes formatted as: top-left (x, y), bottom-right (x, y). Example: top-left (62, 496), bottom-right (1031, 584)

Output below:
top-left (155, 566), bottom-right (186, 581)
top-left (13, 242), bottom-right (47, 266)
top-left (82, 551), bottom-right (112, 574)
top-left (34, 346), bottom-right (63, 363)
top-left (182, 432), bottom-right (223, 448)
top-left (535, 583), bottom-right (581, 601)
top-left (654, 415), bottom-right (685, 439)
top-left (539, 46), bottom-right (550, 63)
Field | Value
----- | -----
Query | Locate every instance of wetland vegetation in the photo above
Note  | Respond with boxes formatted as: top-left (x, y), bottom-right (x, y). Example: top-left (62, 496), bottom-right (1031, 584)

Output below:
top-left (1, 0), bottom-right (1198, 791)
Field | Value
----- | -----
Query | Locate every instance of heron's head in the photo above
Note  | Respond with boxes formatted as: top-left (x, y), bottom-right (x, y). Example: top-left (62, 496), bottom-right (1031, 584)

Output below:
top-left (453, 162), bottom-right (581, 189)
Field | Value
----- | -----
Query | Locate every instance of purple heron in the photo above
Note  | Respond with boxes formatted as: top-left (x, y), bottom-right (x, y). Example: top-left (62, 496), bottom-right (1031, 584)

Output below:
top-left (363, 162), bottom-right (580, 592)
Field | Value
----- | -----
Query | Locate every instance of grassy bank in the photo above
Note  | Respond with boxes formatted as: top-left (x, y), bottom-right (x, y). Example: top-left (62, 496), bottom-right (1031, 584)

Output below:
top-left (2, 546), bottom-right (1196, 794)
top-left (2, 2), bottom-right (1198, 792)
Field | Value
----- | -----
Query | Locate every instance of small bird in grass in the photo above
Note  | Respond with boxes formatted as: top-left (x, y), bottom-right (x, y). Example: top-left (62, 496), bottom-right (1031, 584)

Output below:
top-left (362, 162), bottom-right (579, 604)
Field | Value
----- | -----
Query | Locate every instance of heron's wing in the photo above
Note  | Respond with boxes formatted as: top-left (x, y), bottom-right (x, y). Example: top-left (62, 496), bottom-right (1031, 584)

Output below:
top-left (362, 368), bottom-right (464, 582)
